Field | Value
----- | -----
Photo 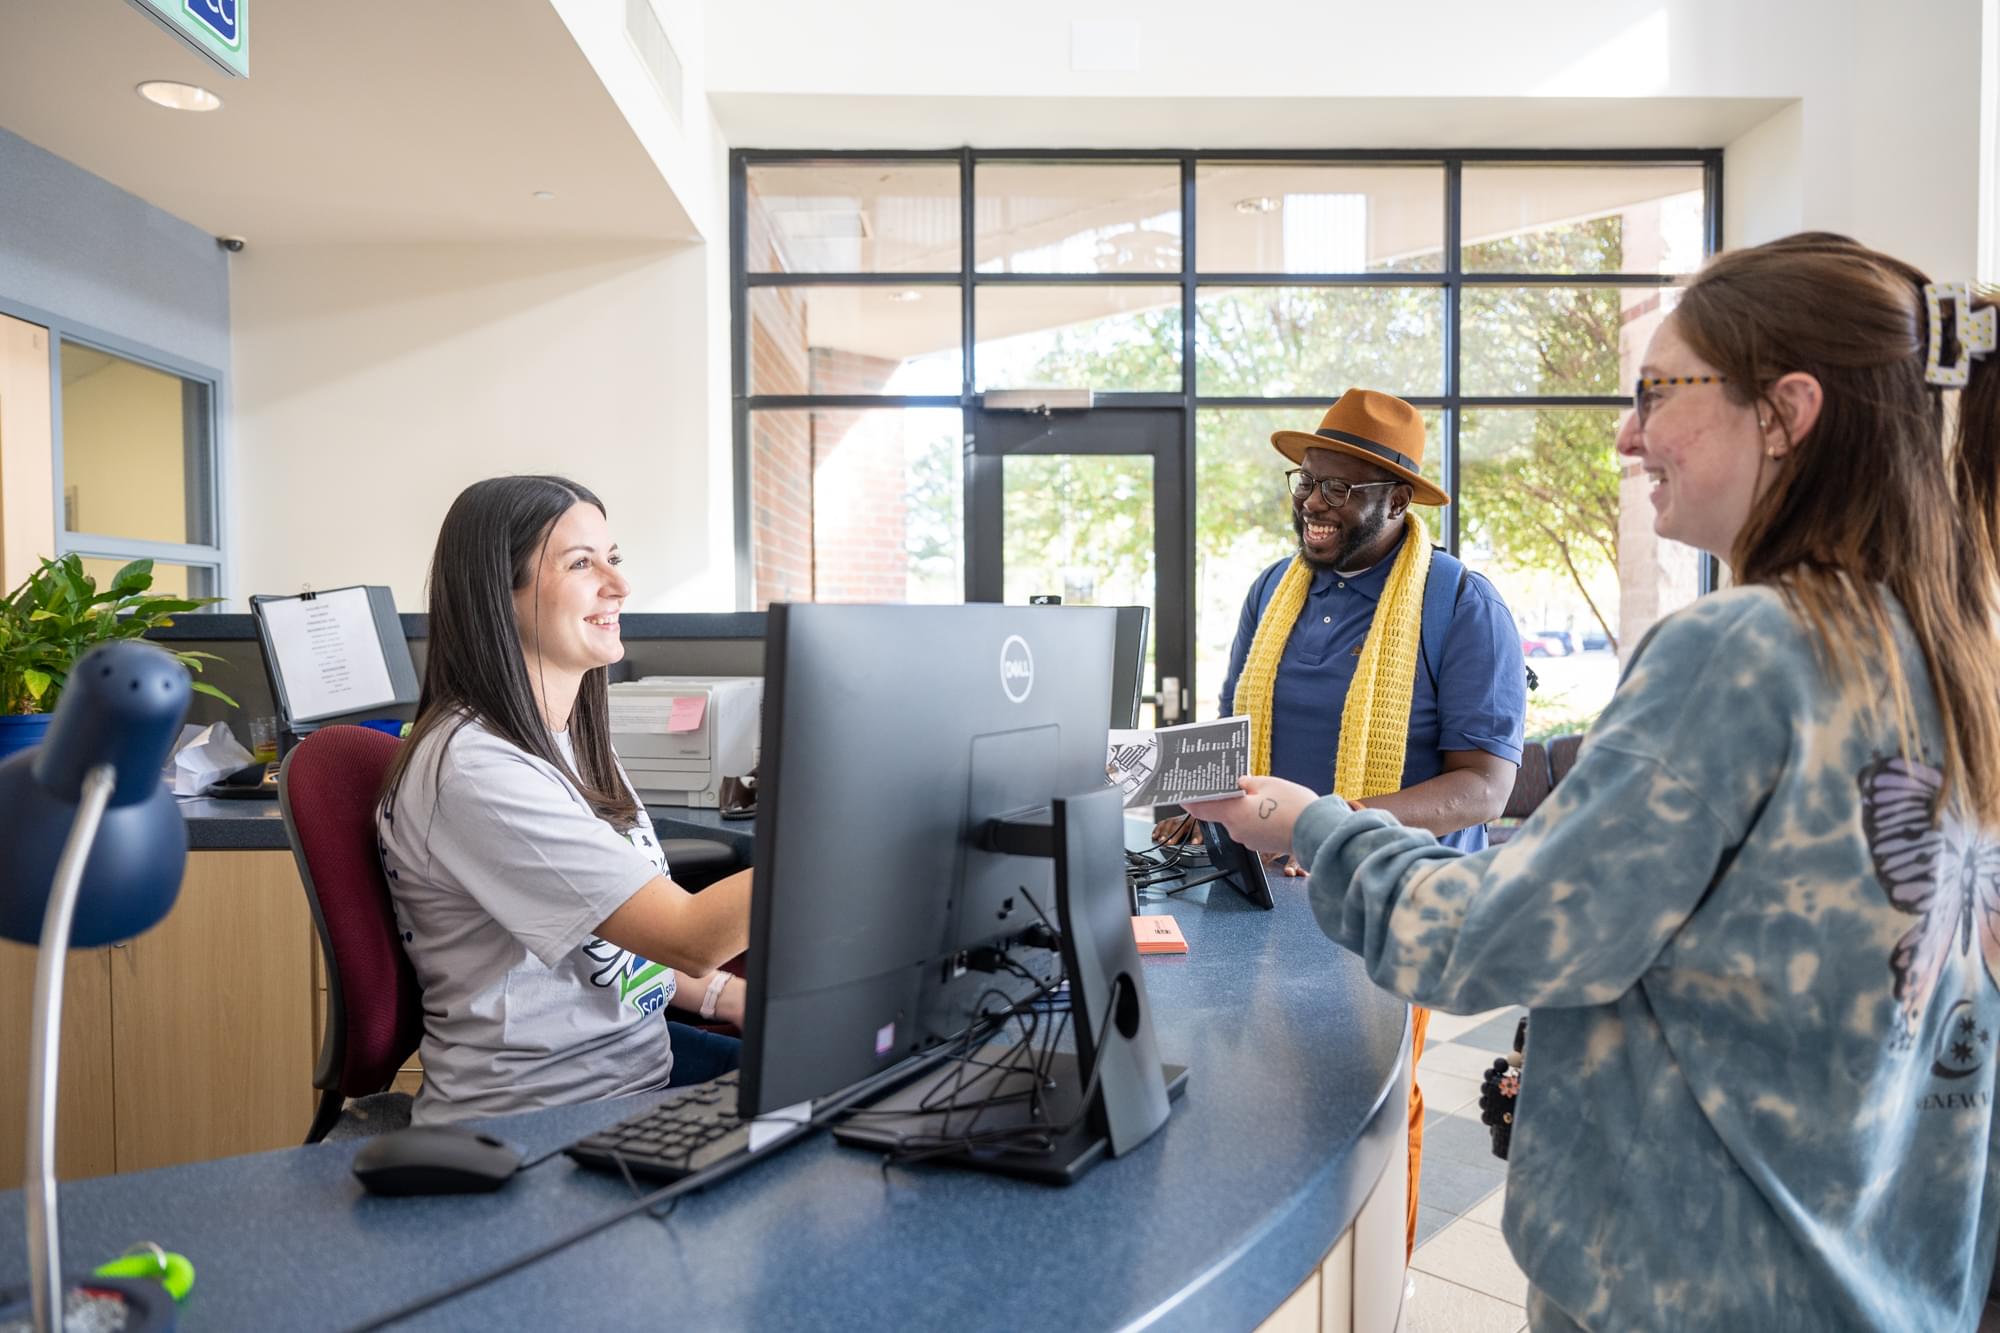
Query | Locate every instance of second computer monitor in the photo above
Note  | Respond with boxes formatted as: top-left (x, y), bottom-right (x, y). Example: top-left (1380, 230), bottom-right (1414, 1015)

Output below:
top-left (739, 602), bottom-right (1117, 1118)
top-left (1109, 606), bottom-right (1150, 729)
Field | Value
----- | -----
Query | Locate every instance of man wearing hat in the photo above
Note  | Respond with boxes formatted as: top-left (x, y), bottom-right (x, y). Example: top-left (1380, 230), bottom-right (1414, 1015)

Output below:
top-left (1219, 387), bottom-right (1527, 1259)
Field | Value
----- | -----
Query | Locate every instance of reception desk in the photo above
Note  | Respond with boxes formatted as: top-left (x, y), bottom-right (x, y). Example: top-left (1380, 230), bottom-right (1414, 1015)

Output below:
top-left (0, 861), bottom-right (1412, 1331)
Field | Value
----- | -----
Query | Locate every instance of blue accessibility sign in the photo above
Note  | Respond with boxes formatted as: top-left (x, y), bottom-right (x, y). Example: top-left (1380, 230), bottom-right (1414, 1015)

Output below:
top-left (183, 0), bottom-right (239, 48)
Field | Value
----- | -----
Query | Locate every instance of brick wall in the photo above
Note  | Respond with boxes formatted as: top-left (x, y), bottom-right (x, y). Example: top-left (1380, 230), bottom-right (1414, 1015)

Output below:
top-left (745, 182), bottom-right (921, 608)
top-left (746, 184), bottom-right (815, 608)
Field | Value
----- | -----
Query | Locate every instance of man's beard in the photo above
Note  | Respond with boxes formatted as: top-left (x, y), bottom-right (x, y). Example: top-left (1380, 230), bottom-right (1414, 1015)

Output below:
top-left (1294, 504), bottom-right (1393, 570)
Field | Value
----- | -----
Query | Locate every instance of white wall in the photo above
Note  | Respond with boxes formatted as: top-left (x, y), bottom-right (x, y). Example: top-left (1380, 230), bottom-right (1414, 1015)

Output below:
top-left (700, 0), bottom-right (1986, 280)
top-left (229, 240), bottom-right (732, 613)
top-left (549, 0), bottom-right (739, 599)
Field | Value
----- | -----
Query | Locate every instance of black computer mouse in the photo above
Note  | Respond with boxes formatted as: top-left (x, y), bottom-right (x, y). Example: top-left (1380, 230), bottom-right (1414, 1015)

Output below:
top-left (351, 1126), bottom-right (522, 1196)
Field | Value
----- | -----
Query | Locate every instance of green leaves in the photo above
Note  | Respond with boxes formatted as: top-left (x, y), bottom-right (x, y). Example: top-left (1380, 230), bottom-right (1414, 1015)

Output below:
top-left (0, 554), bottom-right (236, 715)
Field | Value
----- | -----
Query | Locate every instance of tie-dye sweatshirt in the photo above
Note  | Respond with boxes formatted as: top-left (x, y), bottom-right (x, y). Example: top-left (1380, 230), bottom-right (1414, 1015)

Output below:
top-left (1291, 585), bottom-right (2000, 1331)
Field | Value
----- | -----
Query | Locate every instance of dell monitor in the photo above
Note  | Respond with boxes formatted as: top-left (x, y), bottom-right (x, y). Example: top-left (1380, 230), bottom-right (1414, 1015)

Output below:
top-left (739, 603), bottom-right (1179, 1180)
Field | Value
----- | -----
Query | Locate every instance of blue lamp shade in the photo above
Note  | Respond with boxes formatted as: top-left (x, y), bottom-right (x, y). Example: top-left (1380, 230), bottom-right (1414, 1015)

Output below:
top-left (0, 641), bottom-right (190, 948)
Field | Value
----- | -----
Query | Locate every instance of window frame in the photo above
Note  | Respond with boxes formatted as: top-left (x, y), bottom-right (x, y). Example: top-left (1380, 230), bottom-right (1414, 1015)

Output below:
top-left (730, 146), bottom-right (1724, 661)
top-left (0, 297), bottom-right (232, 605)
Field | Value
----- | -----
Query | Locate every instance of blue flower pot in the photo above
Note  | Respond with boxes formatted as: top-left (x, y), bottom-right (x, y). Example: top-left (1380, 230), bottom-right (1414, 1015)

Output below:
top-left (0, 712), bottom-right (53, 763)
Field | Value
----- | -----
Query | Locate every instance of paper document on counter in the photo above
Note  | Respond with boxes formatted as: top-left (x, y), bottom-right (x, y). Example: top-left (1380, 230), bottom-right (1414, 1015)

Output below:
top-left (1106, 715), bottom-right (1251, 809)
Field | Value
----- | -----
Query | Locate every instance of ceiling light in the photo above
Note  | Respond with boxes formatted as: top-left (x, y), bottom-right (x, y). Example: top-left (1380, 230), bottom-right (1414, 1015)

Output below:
top-left (890, 290), bottom-right (924, 303)
top-left (1234, 196), bottom-right (1279, 215)
top-left (136, 81), bottom-right (222, 112)
top-left (532, 190), bottom-right (556, 201)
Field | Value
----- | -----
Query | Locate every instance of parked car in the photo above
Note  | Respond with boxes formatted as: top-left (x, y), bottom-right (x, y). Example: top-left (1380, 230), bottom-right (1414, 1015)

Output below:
top-left (1580, 629), bottom-right (1612, 652)
top-left (1521, 632), bottom-right (1565, 658)
top-left (1536, 629), bottom-right (1576, 656)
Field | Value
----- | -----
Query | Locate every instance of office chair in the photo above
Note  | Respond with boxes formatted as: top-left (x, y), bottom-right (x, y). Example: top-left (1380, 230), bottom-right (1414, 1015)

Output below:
top-left (278, 726), bottom-right (425, 1144)
top-left (1486, 741), bottom-right (1553, 847)
top-left (1547, 732), bottom-right (1584, 788)
top-left (656, 837), bottom-right (739, 891)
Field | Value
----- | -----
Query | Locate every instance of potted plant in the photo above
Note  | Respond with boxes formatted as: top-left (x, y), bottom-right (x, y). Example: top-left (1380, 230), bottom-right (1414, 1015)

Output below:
top-left (0, 555), bottom-right (235, 760)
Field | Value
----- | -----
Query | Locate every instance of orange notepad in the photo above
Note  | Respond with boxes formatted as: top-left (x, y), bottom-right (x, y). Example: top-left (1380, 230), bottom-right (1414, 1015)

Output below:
top-left (1132, 914), bottom-right (1188, 955)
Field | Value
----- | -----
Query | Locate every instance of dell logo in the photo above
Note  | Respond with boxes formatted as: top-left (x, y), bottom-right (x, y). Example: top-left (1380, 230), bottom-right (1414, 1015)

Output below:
top-left (999, 635), bottom-right (1034, 703)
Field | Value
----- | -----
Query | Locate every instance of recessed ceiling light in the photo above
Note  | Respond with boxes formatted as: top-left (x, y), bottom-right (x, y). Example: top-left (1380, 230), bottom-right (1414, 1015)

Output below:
top-left (1234, 196), bottom-right (1279, 215)
top-left (532, 190), bottom-right (556, 201)
top-left (890, 289), bottom-right (923, 303)
top-left (137, 81), bottom-right (222, 112)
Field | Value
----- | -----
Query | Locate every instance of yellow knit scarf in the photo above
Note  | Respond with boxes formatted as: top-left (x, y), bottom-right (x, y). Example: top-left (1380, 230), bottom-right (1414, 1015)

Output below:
top-left (1237, 512), bottom-right (1433, 800)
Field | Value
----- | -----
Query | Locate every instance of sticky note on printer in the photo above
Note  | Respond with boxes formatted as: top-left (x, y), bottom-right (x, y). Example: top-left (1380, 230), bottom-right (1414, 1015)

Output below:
top-left (666, 696), bottom-right (707, 733)
top-left (1131, 914), bottom-right (1187, 955)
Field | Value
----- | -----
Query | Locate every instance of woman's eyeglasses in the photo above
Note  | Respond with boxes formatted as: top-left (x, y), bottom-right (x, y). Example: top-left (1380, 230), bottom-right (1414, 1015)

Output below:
top-left (1284, 470), bottom-right (1401, 509)
top-left (1633, 375), bottom-right (1730, 429)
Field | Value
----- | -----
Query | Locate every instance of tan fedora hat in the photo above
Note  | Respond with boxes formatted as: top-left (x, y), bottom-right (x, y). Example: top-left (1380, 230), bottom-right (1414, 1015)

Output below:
top-left (1270, 388), bottom-right (1448, 507)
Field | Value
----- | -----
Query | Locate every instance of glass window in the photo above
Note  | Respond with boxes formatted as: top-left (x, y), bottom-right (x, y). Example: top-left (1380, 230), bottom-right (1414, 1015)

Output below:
top-left (1461, 286), bottom-right (1649, 397)
top-left (1457, 406), bottom-right (1699, 741)
top-left (748, 287), bottom-right (962, 396)
top-left (1461, 164), bottom-right (1705, 275)
top-left (973, 161), bottom-right (1181, 275)
top-left (1196, 163), bottom-right (1445, 273)
top-left (1192, 407), bottom-right (1442, 721)
top-left (1196, 286), bottom-right (1445, 398)
top-left (1001, 455), bottom-right (1153, 608)
top-left (75, 556), bottom-right (217, 601)
top-left (59, 341), bottom-right (213, 546)
top-left (746, 408), bottom-right (964, 610)
top-left (745, 161), bottom-right (960, 274)
top-left (974, 285), bottom-right (1180, 391)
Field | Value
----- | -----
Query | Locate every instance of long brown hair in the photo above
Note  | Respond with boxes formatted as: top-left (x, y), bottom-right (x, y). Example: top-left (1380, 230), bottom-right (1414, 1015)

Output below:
top-left (383, 475), bottom-right (642, 831)
top-left (1672, 232), bottom-right (2000, 821)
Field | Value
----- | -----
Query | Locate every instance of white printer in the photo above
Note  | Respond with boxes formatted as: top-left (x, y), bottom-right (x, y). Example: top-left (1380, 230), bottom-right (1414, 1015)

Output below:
top-left (608, 676), bottom-right (762, 808)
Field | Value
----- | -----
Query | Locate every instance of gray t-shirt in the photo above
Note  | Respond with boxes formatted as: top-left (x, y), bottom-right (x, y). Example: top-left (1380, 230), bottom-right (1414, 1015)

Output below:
top-left (376, 716), bottom-right (677, 1125)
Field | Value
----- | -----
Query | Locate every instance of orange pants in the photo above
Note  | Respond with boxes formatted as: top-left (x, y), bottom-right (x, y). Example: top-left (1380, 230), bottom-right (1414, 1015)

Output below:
top-left (1406, 1005), bottom-right (1430, 1262)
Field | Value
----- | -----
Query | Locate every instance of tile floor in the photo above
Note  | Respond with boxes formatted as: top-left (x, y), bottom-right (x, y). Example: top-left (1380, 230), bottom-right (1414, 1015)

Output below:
top-left (1408, 1005), bottom-right (1529, 1333)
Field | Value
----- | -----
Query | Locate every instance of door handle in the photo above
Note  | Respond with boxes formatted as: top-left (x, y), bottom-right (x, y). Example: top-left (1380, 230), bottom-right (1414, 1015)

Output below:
top-left (1160, 676), bottom-right (1182, 724)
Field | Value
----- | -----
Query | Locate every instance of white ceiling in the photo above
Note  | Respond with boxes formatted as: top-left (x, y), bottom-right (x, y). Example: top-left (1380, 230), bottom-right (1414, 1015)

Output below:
top-left (0, 0), bottom-right (693, 246)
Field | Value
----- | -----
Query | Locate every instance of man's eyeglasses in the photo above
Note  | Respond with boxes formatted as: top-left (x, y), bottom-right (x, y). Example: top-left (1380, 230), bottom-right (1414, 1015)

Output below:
top-left (1285, 469), bottom-right (1401, 509)
top-left (1633, 375), bottom-right (1730, 429)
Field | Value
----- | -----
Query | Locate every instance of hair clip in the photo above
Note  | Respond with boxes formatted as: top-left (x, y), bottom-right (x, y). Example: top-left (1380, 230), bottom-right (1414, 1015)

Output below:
top-left (1923, 281), bottom-right (1997, 387)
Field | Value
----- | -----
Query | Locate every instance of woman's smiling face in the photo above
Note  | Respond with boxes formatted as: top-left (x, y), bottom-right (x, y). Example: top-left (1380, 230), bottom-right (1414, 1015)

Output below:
top-left (1617, 315), bottom-right (1773, 559)
top-left (513, 500), bottom-right (630, 680)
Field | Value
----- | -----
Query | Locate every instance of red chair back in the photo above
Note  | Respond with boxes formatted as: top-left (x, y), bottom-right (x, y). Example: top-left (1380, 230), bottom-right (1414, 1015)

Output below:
top-left (278, 726), bottom-right (423, 1137)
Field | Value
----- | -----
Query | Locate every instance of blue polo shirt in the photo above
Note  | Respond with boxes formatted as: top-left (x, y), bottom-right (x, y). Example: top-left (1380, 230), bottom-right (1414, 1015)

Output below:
top-left (1218, 532), bottom-right (1526, 852)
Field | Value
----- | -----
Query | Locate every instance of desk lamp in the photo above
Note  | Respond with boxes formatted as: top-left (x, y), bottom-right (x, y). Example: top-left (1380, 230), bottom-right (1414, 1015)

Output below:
top-left (0, 641), bottom-right (189, 1331)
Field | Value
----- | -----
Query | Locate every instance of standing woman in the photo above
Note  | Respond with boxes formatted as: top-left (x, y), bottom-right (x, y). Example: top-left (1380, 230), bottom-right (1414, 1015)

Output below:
top-left (1210, 235), bottom-right (2000, 1331)
top-left (378, 475), bottom-right (751, 1127)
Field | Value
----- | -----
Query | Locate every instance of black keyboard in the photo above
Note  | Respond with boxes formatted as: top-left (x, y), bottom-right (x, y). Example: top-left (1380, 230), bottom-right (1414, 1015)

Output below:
top-left (564, 1071), bottom-right (807, 1184)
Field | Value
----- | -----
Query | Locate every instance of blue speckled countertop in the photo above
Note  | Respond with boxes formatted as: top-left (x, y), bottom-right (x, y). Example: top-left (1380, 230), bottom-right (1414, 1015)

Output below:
top-left (0, 880), bottom-right (1408, 1331)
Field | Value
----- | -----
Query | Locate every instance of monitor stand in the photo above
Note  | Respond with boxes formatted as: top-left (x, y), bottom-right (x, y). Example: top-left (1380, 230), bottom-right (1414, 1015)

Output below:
top-left (833, 784), bottom-right (1183, 1184)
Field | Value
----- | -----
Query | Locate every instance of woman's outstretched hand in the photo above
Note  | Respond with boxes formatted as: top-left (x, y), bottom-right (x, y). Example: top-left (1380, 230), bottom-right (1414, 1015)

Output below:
top-left (1204, 775), bottom-right (1329, 857)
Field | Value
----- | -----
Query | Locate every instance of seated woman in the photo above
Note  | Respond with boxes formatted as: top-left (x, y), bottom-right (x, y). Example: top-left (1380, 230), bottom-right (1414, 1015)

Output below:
top-left (1209, 235), bottom-right (2000, 1330)
top-left (377, 474), bottom-right (751, 1127)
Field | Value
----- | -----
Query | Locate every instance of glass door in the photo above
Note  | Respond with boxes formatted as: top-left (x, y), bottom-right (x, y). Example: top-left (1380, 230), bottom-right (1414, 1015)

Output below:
top-left (967, 406), bottom-right (1188, 725)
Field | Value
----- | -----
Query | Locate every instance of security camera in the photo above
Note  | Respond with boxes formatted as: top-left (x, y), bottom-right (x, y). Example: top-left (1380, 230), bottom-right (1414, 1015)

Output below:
top-left (216, 235), bottom-right (246, 253)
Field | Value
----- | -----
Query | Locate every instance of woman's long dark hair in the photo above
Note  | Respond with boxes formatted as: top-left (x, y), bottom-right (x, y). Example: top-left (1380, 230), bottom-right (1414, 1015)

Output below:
top-left (383, 475), bottom-right (642, 831)
top-left (1674, 233), bottom-right (2000, 822)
